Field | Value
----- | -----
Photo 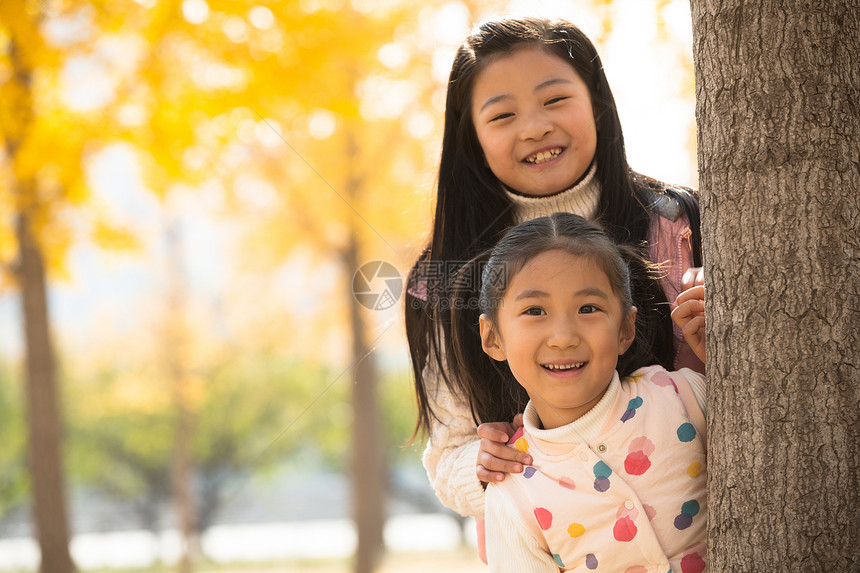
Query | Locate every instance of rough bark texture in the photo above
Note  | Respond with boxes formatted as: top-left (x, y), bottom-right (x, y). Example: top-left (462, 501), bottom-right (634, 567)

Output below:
top-left (690, 1), bottom-right (860, 570)
top-left (16, 212), bottom-right (76, 573)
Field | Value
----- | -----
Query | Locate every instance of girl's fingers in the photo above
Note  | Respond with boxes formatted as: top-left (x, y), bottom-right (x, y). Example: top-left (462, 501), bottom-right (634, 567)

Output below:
top-left (477, 465), bottom-right (507, 483)
top-left (681, 315), bottom-right (705, 338)
top-left (477, 421), bottom-right (515, 443)
top-left (672, 300), bottom-right (704, 322)
top-left (674, 285), bottom-right (705, 308)
top-left (681, 267), bottom-right (705, 291)
top-left (671, 301), bottom-right (703, 331)
top-left (478, 437), bottom-right (532, 471)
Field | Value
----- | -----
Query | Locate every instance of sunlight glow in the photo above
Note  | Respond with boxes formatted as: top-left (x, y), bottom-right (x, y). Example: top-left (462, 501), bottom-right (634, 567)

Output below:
top-left (181, 0), bottom-right (209, 25)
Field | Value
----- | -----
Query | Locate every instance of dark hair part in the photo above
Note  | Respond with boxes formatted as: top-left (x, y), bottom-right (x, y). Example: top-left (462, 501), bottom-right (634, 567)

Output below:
top-left (406, 16), bottom-right (700, 436)
top-left (450, 213), bottom-right (672, 425)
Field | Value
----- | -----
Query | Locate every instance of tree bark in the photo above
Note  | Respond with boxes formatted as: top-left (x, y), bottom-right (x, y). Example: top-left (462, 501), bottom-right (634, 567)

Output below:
top-left (16, 211), bottom-right (76, 573)
top-left (343, 126), bottom-right (386, 573)
top-left (6, 27), bottom-right (75, 573)
top-left (691, 1), bottom-right (860, 570)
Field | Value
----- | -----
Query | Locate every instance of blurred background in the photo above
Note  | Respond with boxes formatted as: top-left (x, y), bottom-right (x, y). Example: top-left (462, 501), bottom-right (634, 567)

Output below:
top-left (0, 0), bottom-right (697, 571)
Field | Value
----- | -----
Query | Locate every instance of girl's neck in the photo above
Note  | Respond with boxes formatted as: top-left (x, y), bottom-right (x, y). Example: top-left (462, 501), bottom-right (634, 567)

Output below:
top-left (504, 162), bottom-right (600, 225)
top-left (528, 372), bottom-right (619, 442)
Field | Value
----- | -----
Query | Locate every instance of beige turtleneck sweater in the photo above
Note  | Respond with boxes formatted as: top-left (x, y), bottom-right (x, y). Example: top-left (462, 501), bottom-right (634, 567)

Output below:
top-left (504, 161), bottom-right (600, 224)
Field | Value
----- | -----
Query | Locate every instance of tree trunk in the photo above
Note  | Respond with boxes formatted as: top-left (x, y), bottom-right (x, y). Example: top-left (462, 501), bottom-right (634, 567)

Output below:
top-left (690, 1), bottom-right (860, 570)
top-left (345, 232), bottom-right (386, 573)
top-left (16, 211), bottom-right (76, 573)
top-left (343, 126), bottom-right (386, 573)
top-left (165, 219), bottom-right (196, 573)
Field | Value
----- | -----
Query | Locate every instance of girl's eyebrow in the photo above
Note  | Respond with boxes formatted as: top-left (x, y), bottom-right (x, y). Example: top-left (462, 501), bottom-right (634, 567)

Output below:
top-left (534, 77), bottom-right (573, 91)
top-left (513, 286), bottom-right (609, 302)
top-left (478, 77), bottom-right (574, 112)
top-left (513, 289), bottom-right (549, 301)
top-left (575, 287), bottom-right (610, 299)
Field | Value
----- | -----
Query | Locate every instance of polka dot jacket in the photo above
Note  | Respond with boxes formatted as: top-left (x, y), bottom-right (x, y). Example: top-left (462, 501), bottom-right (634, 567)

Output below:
top-left (486, 366), bottom-right (707, 572)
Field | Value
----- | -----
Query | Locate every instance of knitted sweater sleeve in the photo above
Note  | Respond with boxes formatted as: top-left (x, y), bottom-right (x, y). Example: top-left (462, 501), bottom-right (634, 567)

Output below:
top-left (421, 356), bottom-right (487, 518)
top-left (485, 483), bottom-right (559, 572)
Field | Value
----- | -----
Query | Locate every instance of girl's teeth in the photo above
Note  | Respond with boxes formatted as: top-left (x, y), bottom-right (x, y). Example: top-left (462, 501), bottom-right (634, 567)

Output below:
top-left (544, 363), bottom-right (583, 371)
top-left (526, 149), bottom-right (562, 164)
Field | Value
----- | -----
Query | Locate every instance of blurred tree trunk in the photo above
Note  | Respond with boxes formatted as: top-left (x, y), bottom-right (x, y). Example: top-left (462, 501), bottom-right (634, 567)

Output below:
top-left (691, 1), bottom-right (860, 570)
top-left (6, 31), bottom-right (75, 573)
top-left (165, 220), bottom-right (197, 573)
top-left (16, 211), bottom-right (76, 573)
top-left (343, 127), bottom-right (386, 573)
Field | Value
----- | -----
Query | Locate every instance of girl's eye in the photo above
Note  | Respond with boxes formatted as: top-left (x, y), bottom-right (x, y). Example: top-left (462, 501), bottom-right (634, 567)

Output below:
top-left (523, 307), bottom-right (546, 316)
top-left (545, 96), bottom-right (568, 106)
top-left (579, 304), bottom-right (600, 314)
top-left (490, 112), bottom-right (514, 122)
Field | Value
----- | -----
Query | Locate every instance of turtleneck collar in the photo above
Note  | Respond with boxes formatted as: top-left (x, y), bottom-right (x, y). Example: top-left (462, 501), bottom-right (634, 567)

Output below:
top-left (504, 161), bottom-right (601, 225)
top-left (523, 370), bottom-right (620, 447)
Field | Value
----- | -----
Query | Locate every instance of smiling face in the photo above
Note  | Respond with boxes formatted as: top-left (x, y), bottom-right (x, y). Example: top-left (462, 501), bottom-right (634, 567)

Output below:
top-left (470, 46), bottom-right (598, 197)
top-left (479, 249), bottom-right (636, 429)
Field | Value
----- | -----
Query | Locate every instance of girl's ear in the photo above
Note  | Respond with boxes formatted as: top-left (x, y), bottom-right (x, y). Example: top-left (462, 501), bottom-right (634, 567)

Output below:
top-left (479, 314), bottom-right (507, 362)
top-left (618, 306), bottom-right (637, 355)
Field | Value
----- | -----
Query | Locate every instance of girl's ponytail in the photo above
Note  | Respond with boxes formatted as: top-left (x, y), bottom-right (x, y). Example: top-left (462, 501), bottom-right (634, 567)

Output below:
top-left (448, 252), bottom-right (528, 426)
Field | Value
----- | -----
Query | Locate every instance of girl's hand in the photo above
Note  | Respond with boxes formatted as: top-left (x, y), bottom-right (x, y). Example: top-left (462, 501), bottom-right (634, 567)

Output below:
top-left (476, 413), bottom-right (531, 484)
top-left (681, 266), bottom-right (705, 291)
top-left (672, 285), bottom-right (706, 364)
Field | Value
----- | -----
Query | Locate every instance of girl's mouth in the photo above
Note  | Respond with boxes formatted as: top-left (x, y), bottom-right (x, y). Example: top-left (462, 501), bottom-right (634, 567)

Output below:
top-left (524, 147), bottom-right (563, 165)
top-left (542, 362), bottom-right (584, 371)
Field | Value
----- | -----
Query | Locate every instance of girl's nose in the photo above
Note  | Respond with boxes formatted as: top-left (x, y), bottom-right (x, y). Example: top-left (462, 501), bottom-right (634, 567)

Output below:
top-left (520, 109), bottom-right (553, 141)
top-left (547, 319), bottom-right (580, 349)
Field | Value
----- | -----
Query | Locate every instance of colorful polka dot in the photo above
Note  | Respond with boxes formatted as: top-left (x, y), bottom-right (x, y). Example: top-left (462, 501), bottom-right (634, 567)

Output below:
top-left (593, 461), bottom-right (612, 478)
top-left (514, 436), bottom-right (530, 453)
top-left (652, 371), bottom-right (679, 393)
top-left (567, 522), bottom-right (585, 538)
top-left (687, 462), bottom-right (702, 478)
top-left (677, 423), bottom-right (697, 442)
top-left (534, 507), bottom-right (553, 530)
top-left (620, 396), bottom-right (644, 422)
top-left (559, 476), bottom-right (576, 490)
top-left (625, 372), bottom-right (644, 383)
top-left (624, 437), bottom-right (655, 476)
top-left (681, 552), bottom-right (706, 573)
top-left (643, 503), bottom-right (657, 521)
top-left (674, 513), bottom-right (693, 530)
top-left (674, 499), bottom-right (700, 530)
top-left (613, 515), bottom-right (637, 542)
top-left (593, 461), bottom-right (612, 492)
top-left (682, 500), bottom-right (700, 516)
top-left (507, 426), bottom-right (525, 447)
top-left (616, 504), bottom-right (639, 521)
top-left (552, 554), bottom-right (565, 567)
top-left (523, 466), bottom-right (537, 479)
top-left (586, 554), bottom-right (598, 569)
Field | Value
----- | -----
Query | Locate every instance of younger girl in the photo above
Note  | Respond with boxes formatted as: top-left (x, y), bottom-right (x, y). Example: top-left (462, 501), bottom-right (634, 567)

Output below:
top-left (406, 16), bottom-right (704, 521)
top-left (460, 212), bottom-right (707, 572)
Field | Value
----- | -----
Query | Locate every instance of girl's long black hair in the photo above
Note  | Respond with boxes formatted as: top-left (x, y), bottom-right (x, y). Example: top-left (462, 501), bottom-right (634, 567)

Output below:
top-left (406, 17), bottom-right (701, 435)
